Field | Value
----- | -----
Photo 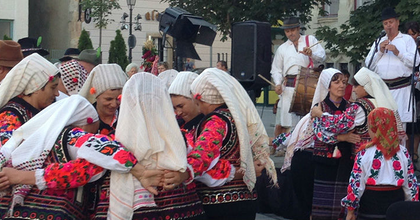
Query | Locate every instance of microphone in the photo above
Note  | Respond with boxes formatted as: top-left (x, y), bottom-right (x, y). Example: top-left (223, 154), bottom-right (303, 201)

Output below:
top-left (379, 30), bottom-right (386, 38)
top-left (416, 36), bottom-right (420, 45)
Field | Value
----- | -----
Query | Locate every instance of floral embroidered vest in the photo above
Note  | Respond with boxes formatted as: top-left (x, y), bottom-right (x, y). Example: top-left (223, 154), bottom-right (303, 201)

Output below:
top-left (0, 127), bottom-right (88, 220)
top-left (0, 97), bottom-right (39, 124)
top-left (353, 98), bottom-right (376, 153)
top-left (194, 107), bottom-right (257, 205)
top-left (313, 97), bottom-right (352, 160)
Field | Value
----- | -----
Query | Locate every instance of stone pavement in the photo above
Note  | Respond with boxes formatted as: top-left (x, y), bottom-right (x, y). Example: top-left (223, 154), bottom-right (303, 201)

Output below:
top-left (255, 105), bottom-right (289, 220)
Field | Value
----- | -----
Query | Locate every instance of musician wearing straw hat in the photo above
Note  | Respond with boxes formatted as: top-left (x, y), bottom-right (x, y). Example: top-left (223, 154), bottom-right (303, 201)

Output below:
top-left (271, 16), bottom-right (326, 137)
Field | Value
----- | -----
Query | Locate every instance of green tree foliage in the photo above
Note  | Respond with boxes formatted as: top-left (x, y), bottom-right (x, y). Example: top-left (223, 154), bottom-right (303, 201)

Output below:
top-left (108, 30), bottom-right (128, 69)
top-left (81, 0), bottom-right (121, 29)
top-left (3, 35), bottom-right (12, 40)
top-left (78, 29), bottom-right (94, 51)
top-left (162, 0), bottom-right (329, 41)
top-left (315, 0), bottom-right (420, 64)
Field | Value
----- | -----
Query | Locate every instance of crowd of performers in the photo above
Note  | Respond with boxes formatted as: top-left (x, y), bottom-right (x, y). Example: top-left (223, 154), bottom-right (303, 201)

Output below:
top-left (268, 7), bottom-right (420, 220)
top-left (0, 5), bottom-right (420, 220)
top-left (0, 39), bottom-right (278, 219)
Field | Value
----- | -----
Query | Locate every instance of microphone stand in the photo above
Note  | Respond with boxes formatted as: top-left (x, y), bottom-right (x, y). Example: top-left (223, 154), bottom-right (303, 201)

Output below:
top-left (367, 32), bottom-right (385, 70)
top-left (409, 39), bottom-right (419, 169)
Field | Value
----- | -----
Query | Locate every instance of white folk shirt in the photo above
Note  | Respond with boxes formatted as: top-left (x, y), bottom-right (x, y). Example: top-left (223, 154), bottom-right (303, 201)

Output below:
top-left (270, 35), bottom-right (325, 127)
top-left (341, 145), bottom-right (418, 210)
top-left (365, 32), bottom-right (420, 122)
top-left (270, 35), bottom-right (326, 86)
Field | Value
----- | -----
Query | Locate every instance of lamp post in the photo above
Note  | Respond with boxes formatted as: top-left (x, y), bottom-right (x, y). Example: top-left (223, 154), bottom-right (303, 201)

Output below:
top-left (121, 0), bottom-right (142, 63)
top-left (127, 0), bottom-right (136, 63)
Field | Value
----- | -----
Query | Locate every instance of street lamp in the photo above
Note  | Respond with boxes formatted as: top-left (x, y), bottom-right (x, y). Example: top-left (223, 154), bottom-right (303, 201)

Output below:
top-left (120, 0), bottom-right (142, 63)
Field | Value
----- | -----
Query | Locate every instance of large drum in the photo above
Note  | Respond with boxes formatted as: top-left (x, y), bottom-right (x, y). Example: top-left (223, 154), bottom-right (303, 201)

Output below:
top-left (289, 67), bottom-right (320, 116)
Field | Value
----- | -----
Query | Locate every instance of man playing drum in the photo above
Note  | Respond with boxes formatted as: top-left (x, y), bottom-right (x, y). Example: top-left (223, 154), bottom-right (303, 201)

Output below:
top-left (271, 17), bottom-right (326, 137)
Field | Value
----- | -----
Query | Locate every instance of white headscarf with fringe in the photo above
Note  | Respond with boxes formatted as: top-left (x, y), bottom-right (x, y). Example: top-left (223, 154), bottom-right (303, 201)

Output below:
top-left (157, 69), bottom-right (178, 89)
top-left (354, 67), bottom-right (407, 143)
top-left (0, 95), bottom-right (98, 215)
top-left (354, 67), bottom-right (397, 110)
top-left (0, 53), bottom-right (59, 108)
top-left (190, 68), bottom-right (277, 191)
top-left (282, 68), bottom-right (342, 172)
top-left (79, 64), bottom-right (128, 104)
top-left (168, 71), bottom-right (198, 99)
top-left (108, 72), bottom-right (187, 220)
top-left (311, 68), bottom-right (342, 108)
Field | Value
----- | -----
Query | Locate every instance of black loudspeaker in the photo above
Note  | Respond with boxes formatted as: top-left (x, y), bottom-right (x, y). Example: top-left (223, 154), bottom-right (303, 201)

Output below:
top-left (159, 7), bottom-right (217, 60)
top-left (231, 21), bottom-right (271, 89)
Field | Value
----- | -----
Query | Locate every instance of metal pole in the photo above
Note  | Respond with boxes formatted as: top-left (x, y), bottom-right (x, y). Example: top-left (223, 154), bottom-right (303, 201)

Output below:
top-left (128, 5), bottom-right (133, 63)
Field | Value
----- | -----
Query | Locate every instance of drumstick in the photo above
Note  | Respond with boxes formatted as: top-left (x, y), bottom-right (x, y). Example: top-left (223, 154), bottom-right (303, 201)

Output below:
top-left (258, 74), bottom-right (276, 87)
top-left (309, 40), bottom-right (323, 49)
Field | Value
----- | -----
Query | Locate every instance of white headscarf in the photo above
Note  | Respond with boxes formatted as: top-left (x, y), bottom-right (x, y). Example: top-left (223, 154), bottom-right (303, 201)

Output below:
top-left (157, 69), bottom-right (178, 88)
top-left (168, 71), bottom-right (198, 99)
top-left (190, 68), bottom-right (277, 191)
top-left (283, 68), bottom-right (342, 171)
top-left (354, 67), bottom-right (406, 142)
top-left (79, 64), bottom-right (128, 104)
top-left (0, 53), bottom-right (59, 108)
top-left (354, 67), bottom-right (398, 110)
top-left (109, 72), bottom-right (187, 219)
top-left (0, 95), bottom-right (98, 210)
top-left (311, 68), bottom-right (342, 108)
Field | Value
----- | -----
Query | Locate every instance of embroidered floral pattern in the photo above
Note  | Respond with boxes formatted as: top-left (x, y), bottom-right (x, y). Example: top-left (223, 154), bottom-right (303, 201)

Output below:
top-left (44, 158), bottom-right (104, 190)
top-left (313, 103), bottom-right (358, 145)
top-left (272, 132), bottom-right (291, 149)
top-left (0, 111), bottom-right (23, 145)
top-left (341, 147), bottom-right (419, 210)
top-left (43, 128), bottom-right (137, 190)
top-left (186, 115), bottom-right (232, 179)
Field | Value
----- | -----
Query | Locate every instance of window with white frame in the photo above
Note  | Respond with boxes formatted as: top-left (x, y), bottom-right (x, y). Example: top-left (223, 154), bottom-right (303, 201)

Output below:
top-left (324, 0), bottom-right (339, 17)
top-left (0, 20), bottom-right (13, 39)
top-left (355, 0), bottom-right (372, 9)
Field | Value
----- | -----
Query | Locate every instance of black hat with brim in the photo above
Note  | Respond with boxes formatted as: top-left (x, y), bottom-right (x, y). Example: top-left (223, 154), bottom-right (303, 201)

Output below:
top-left (280, 17), bottom-right (300, 29)
top-left (18, 37), bottom-right (50, 57)
top-left (59, 48), bottom-right (81, 62)
top-left (381, 7), bottom-right (399, 21)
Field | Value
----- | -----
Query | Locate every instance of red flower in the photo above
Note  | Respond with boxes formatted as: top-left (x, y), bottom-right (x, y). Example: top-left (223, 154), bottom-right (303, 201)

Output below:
top-left (87, 117), bottom-right (94, 124)
top-left (117, 94), bottom-right (122, 101)
top-left (75, 133), bottom-right (94, 148)
top-left (72, 78), bottom-right (78, 83)
top-left (366, 177), bottom-right (376, 185)
top-left (194, 93), bottom-right (202, 100)
top-left (372, 159), bottom-right (381, 169)
top-left (113, 150), bottom-right (133, 165)
top-left (347, 185), bottom-right (352, 193)
top-left (142, 50), bottom-right (152, 59)
top-left (146, 55), bottom-right (156, 62)
top-left (397, 179), bottom-right (404, 186)
top-left (393, 161), bottom-right (402, 170)
top-left (49, 75), bottom-right (54, 82)
top-left (347, 193), bottom-right (356, 201)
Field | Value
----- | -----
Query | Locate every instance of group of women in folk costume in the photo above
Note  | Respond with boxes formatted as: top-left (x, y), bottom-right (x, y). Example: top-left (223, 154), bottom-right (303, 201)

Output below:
top-left (279, 67), bottom-right (418, 220)
top-left (0, 66), bottom-right (277, 220)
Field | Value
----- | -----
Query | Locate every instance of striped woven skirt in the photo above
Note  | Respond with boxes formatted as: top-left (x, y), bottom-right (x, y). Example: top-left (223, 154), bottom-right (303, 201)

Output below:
top-left (312, 155), bottom-right (354, 220)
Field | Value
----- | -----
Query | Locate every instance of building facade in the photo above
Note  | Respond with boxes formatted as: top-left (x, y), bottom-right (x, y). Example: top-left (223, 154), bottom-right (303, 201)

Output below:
top-left (0, 0), bottom-right (29, 40)
top-left (304, 0), bottom-right (372, 75)
top-left (81, 0), bottom-right (231, 69)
